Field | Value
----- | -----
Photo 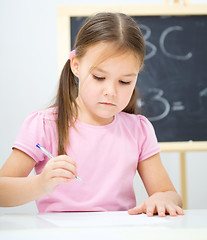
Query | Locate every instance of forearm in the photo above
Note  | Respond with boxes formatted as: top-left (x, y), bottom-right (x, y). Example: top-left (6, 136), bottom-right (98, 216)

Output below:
top-left (0, 175), bottom-right (44, 207)
top-left (0, 152), bottom-right (78, 207)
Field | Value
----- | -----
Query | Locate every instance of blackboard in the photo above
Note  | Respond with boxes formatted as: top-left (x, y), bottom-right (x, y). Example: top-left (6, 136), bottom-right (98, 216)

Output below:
top-left (70, 15), bottom-right (207, 142)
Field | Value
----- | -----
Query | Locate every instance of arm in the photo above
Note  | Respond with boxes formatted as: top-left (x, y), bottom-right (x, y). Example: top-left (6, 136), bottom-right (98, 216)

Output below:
top-left (128, 153), bottom-right (184, 217)
top-left (0, 149), bottom-right (77, 207)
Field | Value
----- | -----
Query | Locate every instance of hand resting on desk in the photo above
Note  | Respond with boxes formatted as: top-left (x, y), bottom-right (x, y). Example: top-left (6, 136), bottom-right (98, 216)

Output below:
top-left (128, 153), bottom-right (184, 217)
top-left (128, 191), bottom-right (184, 217)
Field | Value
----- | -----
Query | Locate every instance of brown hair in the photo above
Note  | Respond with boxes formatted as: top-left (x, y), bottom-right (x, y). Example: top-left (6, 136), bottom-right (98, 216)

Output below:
top-left (54, 12), bottom-right (145, 155)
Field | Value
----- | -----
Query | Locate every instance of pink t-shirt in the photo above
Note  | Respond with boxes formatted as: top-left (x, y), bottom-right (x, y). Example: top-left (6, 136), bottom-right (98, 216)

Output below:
top-left (13, 107), bottom-right (160, 213)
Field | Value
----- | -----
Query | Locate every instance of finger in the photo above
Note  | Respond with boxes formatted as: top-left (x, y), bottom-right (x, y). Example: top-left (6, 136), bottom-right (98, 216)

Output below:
top-left (53, 155), bottom-right (77, 167)
top-left (165, 205), bottom-right (177, 216)
top-left (52, 168), bottom-right (76, 180)
top-left (128, 203), bottom-right (145, 215)
top-left (146, 203), bottom-right (156, 217)
top-left (175, 206), bottom-right (185, 215)
top-left (52, 177), bottom-right (73, 185)
top-left (156, 205), bottom-right (166, 217)
top-left (51, 161), bottom-right (77, 176)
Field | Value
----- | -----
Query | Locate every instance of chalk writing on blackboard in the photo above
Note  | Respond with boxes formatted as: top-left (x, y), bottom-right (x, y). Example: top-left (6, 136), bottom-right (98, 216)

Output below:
top-left (140, 25), bottom-right (157, 60)
top-left (137, 24), bottom-right (194, 121)
top-left (140, 24), bottom-right (193, 61)
top-left (160, 26), bottom-right (192, 60)
top-left (137, 88), bottom-right (170, 121)
top-left (138, 87), bottom-right (207, 122)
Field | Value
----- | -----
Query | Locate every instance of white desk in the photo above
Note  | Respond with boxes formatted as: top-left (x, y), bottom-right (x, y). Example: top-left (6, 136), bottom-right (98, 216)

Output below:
top-left (0, 209), bottom-right (207, 240)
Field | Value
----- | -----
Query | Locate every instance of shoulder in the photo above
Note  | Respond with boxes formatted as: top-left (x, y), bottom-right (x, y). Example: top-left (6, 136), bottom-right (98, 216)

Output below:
top-left (117, 112), bottom-right (158, 148)
top-left (13, 107), bottom-right (58, 163)
top-left (25, 107), bottom-right (57, 122)
top-left (116, 112), bottom-right (160, 162)
top-left (117, 112), bottom-right (153, 130)
top-left (18, 107), bottom-right (58, 138)
top-left (21, 107), bottom-right (57, 130)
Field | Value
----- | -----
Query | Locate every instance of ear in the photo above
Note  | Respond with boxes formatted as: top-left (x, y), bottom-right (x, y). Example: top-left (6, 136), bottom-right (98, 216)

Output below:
top-left (70, 56), bottom-right (79, 78)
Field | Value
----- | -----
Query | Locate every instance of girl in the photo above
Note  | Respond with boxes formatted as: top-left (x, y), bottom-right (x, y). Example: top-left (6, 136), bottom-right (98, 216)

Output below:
top-left (0, 12), bottom-right (183, 217)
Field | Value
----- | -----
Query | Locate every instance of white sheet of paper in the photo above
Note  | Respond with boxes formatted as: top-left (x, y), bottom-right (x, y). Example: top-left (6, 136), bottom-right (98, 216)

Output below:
top-left (38, 211), bottom-right (179, 228)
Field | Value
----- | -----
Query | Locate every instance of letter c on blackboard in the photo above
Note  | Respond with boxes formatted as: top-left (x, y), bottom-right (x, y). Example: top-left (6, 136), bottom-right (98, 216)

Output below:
top-left (160, 26), bottom-right (193, 60)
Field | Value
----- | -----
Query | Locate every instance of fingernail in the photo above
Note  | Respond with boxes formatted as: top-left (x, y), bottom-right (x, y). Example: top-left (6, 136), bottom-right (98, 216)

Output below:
top-left (147, 212), bottom-right (153, 216)
top-left (160, 211), bottom-right (165, 216)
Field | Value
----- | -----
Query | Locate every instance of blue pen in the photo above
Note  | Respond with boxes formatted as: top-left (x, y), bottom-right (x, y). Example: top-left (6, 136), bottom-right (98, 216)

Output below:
top-left (36, 144), bottom-right (82, 182)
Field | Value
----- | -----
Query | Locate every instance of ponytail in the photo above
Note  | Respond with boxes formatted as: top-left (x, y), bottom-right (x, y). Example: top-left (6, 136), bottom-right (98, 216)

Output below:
top-left (55, 59), bottom-right (78, 155)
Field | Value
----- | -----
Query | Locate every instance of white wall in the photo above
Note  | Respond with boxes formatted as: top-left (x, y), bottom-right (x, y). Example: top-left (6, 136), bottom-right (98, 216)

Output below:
top-left (0, 0), bottom-right (207, 214)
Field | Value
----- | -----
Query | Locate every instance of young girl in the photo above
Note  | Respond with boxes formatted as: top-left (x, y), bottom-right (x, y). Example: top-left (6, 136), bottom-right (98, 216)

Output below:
top-left (0, 12), bottom-right (183, 217)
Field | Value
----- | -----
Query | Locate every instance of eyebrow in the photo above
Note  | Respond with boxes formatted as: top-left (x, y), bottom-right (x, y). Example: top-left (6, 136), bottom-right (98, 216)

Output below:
top-left (94, 67), bottom-right (137, 77)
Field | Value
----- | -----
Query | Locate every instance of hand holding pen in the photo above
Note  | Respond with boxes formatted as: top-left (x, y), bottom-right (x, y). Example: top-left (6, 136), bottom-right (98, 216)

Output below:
top-left (36, 144), bottom-right (82, 194)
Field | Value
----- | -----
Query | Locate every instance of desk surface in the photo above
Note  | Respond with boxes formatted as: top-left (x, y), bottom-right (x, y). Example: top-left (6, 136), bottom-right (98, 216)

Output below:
top-left (0, 209), bottom-right (207, 240)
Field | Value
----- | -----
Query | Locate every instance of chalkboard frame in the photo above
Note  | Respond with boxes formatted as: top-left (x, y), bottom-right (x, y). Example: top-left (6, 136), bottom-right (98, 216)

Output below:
top-left (57, 4), bottom-right (207, 150)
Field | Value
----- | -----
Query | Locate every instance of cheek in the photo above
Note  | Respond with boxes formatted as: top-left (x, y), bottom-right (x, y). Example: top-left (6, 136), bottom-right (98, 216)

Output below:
top-left (119, 87), bottom-right (135, 105)
top-left (79, 79), bottom-right (99, 102)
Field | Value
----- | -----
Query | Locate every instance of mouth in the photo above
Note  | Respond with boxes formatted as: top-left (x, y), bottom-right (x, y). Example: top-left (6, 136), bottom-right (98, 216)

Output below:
top-left (99, 102), bottom-right (116, 106)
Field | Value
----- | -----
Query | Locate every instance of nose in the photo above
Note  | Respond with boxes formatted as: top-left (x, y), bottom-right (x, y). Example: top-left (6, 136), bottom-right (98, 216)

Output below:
top-left (103, 81), bottom-right (117, 97)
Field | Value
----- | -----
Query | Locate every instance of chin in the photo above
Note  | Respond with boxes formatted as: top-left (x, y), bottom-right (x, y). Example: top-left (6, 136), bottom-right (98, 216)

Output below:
top-left (97, 113), bottom-right (116, 123)
top-left (97, 111), bottom-right (116, 118)
top-left (93, 108), bottom-right (120, 121)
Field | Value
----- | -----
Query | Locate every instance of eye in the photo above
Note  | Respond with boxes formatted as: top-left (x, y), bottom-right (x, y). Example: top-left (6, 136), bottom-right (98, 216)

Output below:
top-left (119, 80), bottom-right (131, 85)
top-left (92, 74), bottom-right (105, 81)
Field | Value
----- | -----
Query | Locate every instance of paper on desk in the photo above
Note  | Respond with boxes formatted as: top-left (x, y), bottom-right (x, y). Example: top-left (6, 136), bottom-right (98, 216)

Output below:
top-left (38, 211), bottom-right (177, 228)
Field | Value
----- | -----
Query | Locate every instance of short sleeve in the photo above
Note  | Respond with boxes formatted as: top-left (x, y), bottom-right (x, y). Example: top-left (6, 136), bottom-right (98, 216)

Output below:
top-left (12, 111), bottom-right (48, 163)
top-left (138, 115), bottom-right (160, 162)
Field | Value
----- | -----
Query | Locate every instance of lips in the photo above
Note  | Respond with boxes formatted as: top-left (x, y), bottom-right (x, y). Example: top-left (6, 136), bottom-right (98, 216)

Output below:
top-left (99, 102), bottom-right (116, 106)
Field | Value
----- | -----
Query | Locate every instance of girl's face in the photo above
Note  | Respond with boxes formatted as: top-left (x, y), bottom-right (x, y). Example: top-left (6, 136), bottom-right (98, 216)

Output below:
top-left (71, 42), bottom-right (140, 125)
